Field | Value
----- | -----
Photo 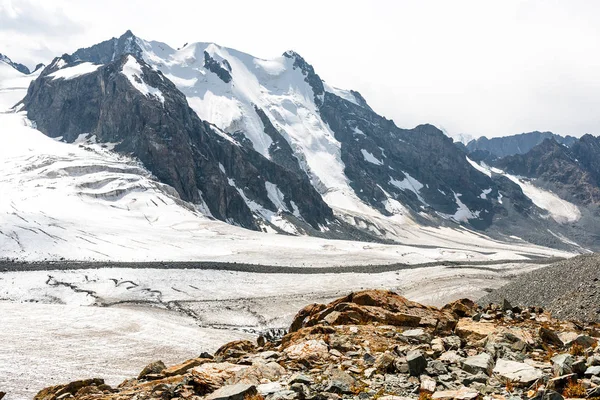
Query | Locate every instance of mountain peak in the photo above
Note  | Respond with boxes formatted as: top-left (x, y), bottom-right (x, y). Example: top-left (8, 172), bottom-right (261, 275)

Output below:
top-left (0, 53), bottom-right (31, 74)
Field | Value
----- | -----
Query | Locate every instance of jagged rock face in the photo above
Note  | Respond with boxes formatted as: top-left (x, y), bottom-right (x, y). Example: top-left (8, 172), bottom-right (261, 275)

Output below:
top-left (496, 138), bottom-right (600, 206)
top-left (320, 91), bottom-right (500, 228)
top-left (23, 54), bottom-right (333, 232)
top-left (0, 53), bottom-right (30, 74)
top-left (71, 30), bottom-right (143, 64)
top-left (466, 131), bottom-right (578, 160)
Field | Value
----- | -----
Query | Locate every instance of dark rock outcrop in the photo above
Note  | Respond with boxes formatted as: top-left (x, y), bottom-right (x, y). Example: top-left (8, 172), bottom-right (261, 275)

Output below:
top-left (203, 51), bottom-right (232, 83)
top-left (0, 53), bottom-right (30, 74)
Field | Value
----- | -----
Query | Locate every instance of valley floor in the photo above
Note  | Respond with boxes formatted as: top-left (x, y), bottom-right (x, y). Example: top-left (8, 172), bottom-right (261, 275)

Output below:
top-left (1, 259), bottom-right (554, 399)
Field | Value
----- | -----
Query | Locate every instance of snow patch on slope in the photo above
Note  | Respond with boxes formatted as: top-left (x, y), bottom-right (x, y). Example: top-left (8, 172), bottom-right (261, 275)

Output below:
top-left (506, 174), bottom-right (581, 224)
top-left (390, 173), bottom-right (426, 204)
top-left (361, 149), bottom-right (383, 165)
top-left (121, 55), bottom-right (165, 104)
top-left (48, 62), bottom-right (101, 80)
top-left (466, 158), bottom-right (581, 224)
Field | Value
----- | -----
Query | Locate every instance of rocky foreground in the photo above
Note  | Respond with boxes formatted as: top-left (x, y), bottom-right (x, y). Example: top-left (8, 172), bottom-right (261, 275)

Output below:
top-left (23, 290), bottom-right (600, 400)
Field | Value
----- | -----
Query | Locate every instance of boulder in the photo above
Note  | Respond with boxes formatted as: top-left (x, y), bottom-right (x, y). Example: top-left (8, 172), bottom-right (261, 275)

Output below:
top-left (431, 387), bottom-right (480, 400)
top-left (325, 369), bottom-right (355, 394)
top-left (461, 353), bottom-right (494, 375)
top-left (585, 365), bottom-right (600, 376)
top-left (455, 319), bottom-right (497, 341)
top-left (493, 359), bottom-right (544, 386)
top-left (442, 298), bottom-right (477, 318)
top-left (162, 358), bottom-right (210, 377)
top-left (137, 360), bottom-right (166, 380)
top-left (288, 290), bottom-right (457, 332)
top-left (374, 351), bottom-right (396, 373)
top-left (35, 379), bottom-right (105, 400)
top-left (550, 354), bottom-right (573, 376)
top-left (539, 327), bottom-right (563, 347)
top-left (407, 350), bottom-right (427, 376)
top-left (214, 340), bottom-right (257, 361)
top-left (0, 392), bottom-right (5, 400)
top-left (191, 362), bottom-right (248, 394)
top-left (205, 383), bottom-right (257, 400)
top-left (283, 339), bottom-right (329, 362)
top-left (420, 375), bottom-right (437, 393)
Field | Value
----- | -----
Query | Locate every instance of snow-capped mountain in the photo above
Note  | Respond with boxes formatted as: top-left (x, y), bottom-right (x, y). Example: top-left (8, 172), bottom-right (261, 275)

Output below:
top-left (4, 30), bottom-right (600, 254)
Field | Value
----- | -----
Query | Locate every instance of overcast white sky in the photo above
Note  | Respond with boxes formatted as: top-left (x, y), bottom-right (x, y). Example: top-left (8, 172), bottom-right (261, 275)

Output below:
top-left (1, 0), bottom-right (599, 139)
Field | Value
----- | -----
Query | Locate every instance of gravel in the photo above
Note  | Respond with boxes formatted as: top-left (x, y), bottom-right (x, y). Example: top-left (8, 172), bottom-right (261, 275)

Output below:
top-left (480, 253), bottom-right (600, 322)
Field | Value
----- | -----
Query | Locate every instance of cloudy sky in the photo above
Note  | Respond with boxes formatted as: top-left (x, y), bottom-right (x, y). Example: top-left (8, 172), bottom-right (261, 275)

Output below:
top-left (1, 0), bottom-right (599, 139)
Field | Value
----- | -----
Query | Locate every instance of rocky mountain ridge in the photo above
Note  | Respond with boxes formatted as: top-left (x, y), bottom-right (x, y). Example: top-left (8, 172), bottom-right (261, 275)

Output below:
top-left (464, 132), bottom-right (578, 162)
top-left (27, 289), bottom-right (600, 400)
top-left (22, 53), bottom-right (333, 234)
top-left (15, 30), bottom-right (599, 251)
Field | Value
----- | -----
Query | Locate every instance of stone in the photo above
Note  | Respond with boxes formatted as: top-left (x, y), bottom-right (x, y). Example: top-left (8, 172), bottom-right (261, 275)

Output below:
top-left (550, 354), bottom-right (573, 376)
top-left (442, 335), bottom-right (462, 350)
top-left (427, 360), bottom-right (449, 376)
top-left (234, 361), bottom-right (285, 383)
top-left (501, 299), bottom-right (513, 311)
top-left (290, 381), bottom-right (309, 394)
top-left (420, 375), bottom-right (437, 393)
top-left (215, 340), bottom-right (257, 361)
top-left (205, 384), bottom-right (257, 400)
top-left (585, 365), bottom-right (600, 376)
top-left (374, 351), bottom-right (396, 373)
top-left (407, 350), bottom-right (427, 376)
top-left (191, 362), bottom-right (248, 393)
top-left (137, 360), bottom-right (166, 380)
top-left (461, 353), bottom-right (494, 375)
top-left (530, 389), bottom-right (564, 400)
top-left (325, 370), bottom-right (355, 394)
top-left (258, 382), bottom-right (284, 395)
top-left (431, 387), bottom-right (480, 400)
top-left (162, 358), bottom-right (208, 377)
top-left (289, 373), bottom-right (313, 385)
top-left (431, 338), bottom-right (445, 354)
top-left (539, 327), bottom-right (563, 347)
top-left (572, 359), bottom-right (587, 375)
top-left (455, 320), bottom-right (497, 341)
top-left (439, 351), bottom-right (463, 364)
top-left (402, 328), bottom-right (430, 342)
top-left (284, 339), bottom-right (329, 362)
top-left (492, 359), bottom-right (544, 386)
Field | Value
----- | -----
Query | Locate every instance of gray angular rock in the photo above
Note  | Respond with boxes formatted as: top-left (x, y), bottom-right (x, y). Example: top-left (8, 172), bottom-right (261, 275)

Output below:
top-left (462, 353), bottom-right (494, 376)
top-left (550, 354), bottom-right (573, 377)
top-left (206, 383), bottom-right (257, 400)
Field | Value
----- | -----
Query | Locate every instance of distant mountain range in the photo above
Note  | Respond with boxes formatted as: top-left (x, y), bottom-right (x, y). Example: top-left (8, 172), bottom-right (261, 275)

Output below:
top-left (462, 131), bottom-right (578, 161)
top-left (2, 31), bottom-right (600, 256)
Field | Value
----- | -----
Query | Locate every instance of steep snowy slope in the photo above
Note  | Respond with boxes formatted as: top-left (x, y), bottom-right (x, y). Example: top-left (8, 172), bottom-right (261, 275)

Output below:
top-left (0, 112), bottom-right (569, 262)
